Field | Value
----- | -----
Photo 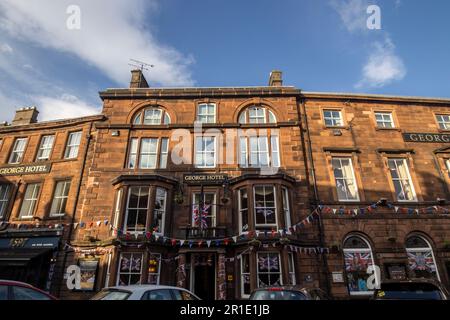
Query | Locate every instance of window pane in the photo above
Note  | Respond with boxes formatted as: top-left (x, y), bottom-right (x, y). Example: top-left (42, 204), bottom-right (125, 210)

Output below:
top-left (0, 184), bottom-right (11, 218)
top-left (257, 253), bottom-right (282, 287)
top-left (19, 184), bottom-right (41, 218)
top-left (128, 138), bottom-right (139, 169)
top-left (118, 253), bottom-right (142, 286)
top-left (139, 138), bottom-right (158, 169)
top-left (144, 109), bottom-right (162, 124)
top-left (37, 135), bottom-right (54, 160)
top-left (332, 158), bottom-right (359, 201)
top-left (50, 181), bottom-right (70, 216)
top-left (65, 132), bottom-right (82, 159)
top-left (125, 187), bottom-right (149, 232)
top-left (9, 138), bottom-right (27, 164)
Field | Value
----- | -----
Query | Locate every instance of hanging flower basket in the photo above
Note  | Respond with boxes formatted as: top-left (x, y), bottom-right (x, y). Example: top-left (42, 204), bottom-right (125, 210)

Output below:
top-left (174, 193), bottom-right (184, 204)
top-left (279, 237), bottom-right (290, 245)
top-left (249, 239), bottom-right (262, 248)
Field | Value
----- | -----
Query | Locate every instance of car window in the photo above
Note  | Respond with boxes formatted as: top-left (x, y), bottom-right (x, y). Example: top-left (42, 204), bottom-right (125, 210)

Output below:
top-left (13, 286), bottom-right (51, 300)
top-left (376, 283), bottom-right (444, 300)
top-left (171, 290), bottom-right (183, 300)
top-left (0, 285), bottom-right (9, 300)
top-left (309, 290), bottom-right (321, 300)
top-left (251, 290), bottom-right (307, 300)
top-left (180, 291), bottom-right (197, 300)
top-left (144, 289), bottom-right (173, 300)
top-left (91, 289), bottom-right (131, 300)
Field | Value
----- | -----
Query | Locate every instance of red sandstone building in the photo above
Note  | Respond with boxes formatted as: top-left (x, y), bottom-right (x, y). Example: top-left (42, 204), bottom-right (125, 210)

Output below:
top-left (0, 71), bottom-right (449, 300)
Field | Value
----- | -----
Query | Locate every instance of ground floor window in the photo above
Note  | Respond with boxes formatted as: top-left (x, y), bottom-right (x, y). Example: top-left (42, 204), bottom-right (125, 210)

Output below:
top-left (406, 235), bottom-right (440, 281)
top-left (257, 252), bottom-right (282, 287)
top-left (147, 253), bottom-right (161, 285)
top-left (240, 253), bottom-right (251, 297)
top-left (117, 253), bottom-right (143, 286)
top-left (288, 253), bottom-right (296, 285)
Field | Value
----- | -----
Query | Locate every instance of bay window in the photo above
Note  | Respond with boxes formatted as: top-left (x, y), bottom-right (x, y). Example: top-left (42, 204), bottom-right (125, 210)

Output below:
top-left (238, 188), bottom-right (249, 233)
top-left (152, 188), bottom-right (167, 234)
top-left (240, 253), bottom-right (251, 297)
top-left (257, 252), bottom-right (282, 287)
top-left (387, 158), bottom-right (417, 201)
top-left (254, 185), bottom-right (277, 231)
top-left (281, 187), bottom-right (291, 229)
top-left (331, 157), bottom-right (360, 201)
top-left (124, 186), bottom-right (150, 233)
top-left (117, 253), bottom-right (143, 286)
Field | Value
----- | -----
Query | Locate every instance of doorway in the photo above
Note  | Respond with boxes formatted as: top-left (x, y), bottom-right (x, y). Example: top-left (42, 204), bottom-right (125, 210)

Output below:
top-left (190, 254), bottom-right (216, 300)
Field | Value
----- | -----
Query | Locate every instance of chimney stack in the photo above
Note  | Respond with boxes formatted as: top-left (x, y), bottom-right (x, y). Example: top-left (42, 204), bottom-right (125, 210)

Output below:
top-left (12, 107), bottom-right (39, 126)
top-left (268, 70), bottom-right (283, 86)
top-left (130, 69), bottom-right (149, 88)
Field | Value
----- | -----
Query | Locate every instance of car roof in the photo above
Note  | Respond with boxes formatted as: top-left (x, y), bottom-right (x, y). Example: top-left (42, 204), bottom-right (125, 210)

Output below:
top-left (252, 285), bottom-right (313, 292)
top-left (103, 285), bottom-right (188, 293)
top-left (0, 280), bottom-right (34, 287)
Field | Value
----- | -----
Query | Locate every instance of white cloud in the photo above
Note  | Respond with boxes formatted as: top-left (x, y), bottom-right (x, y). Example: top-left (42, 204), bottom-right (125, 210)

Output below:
top-left (0, 0), bottom-right (194, 86)
top-left (34, 94), bottom-right (100, 121)
top-left (0, 43), bottom-right (13, 53)
top-left (355, 37), bottom-right (406, 88)
top-left (329, 0), bottom-right (369, 33)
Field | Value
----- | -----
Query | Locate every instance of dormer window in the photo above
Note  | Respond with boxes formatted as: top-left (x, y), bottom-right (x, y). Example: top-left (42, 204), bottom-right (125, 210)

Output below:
top-left (239, 106), bottom-right (276, 124)
top-left (133, 108), bottom-right (170, 125)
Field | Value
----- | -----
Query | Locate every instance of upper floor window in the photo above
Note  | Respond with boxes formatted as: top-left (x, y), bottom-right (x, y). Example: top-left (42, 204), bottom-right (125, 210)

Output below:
top-left (192, 192), bottom-right (216, 228)
top-left (195, 136), bottom-right (216, 168)
top-left (128, 137), bottom-right (169, 170)
top-left (239, 106), bottom-right (276, 124)
top-left (406, 235), bottom-right (440, 281)
top-left (64, 131), bottom-right (82, 159)
top-left (9, 138), bottom-right (27, 164)
top-left (254, 185), bottom-right (277, 231)
top-left (19, 183), bottom-right (41, 219)
top-left (375, 112), bottom-right (395, 128)
top-left (133, 108), bottom-right (170, 125)
top-left (331, 157), bottom-right (360, 201)
top-left (152, 188), bottom-right (167, 234)
top-left (239, 135), bottom-right (280, 168)
top-left (36, 135), bottom-right (55, 161)
top-left (124, 186), bottom-right (150, 233)
top-left (238, 188), bottom-right (249, 233)
top-left (281, 187), bottom-right (291, 228)
top-left (436, 114), bottom-right (450, 130)
top-left (197, 103), bottom-right (216, 123)
top-left (49, 180), bottom-right (71, 217)
top-left (387, 158), bottom-right (417, 202)
top-left (0, 184), bottom-right (11, 219)
top-left (323, 110), bottom-right (344, 127)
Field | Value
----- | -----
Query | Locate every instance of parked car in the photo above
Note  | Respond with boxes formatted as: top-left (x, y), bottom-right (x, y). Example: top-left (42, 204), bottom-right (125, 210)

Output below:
top-left (373, 279), bottom-right (449, 300)
top-left (249, 286), bottom-right (329, 300)
top-left (91, 285), bottom-right (201, 300)
top-left (0, 280), bottom-right (57, 300)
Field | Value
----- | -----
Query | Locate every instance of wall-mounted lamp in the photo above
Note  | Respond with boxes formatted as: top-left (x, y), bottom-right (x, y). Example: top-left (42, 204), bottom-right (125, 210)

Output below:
top-left (111, 130), bottom-right (120, 137)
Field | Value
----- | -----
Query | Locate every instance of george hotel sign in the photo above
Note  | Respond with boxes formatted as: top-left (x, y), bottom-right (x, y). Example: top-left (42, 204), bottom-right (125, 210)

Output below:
top-left (0, 164), bottom-right (51, 176)
top-left (183, 174), bottom-right (228, 185)
top-left (403, 133), bottom-right (450, 143)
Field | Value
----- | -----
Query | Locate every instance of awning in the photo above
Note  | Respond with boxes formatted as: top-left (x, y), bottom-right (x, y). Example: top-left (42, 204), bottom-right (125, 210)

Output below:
top-left (0, 249), bottom-right (53, 266)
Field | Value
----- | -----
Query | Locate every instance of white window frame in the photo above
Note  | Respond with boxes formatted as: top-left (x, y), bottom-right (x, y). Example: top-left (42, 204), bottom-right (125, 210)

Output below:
top-left (281, 187), bottom-right (292, 230)
top-left (238, 188), bottom-right (249, 234)
top-left (239, 136), bottom-right (279, 168)
top-left (436, 114), bottom-right (450, 130)
top-left (323, 110), bottom-right (344, 127)
top-left (124, 186), bottom-right (150, 234)
top-left (406, 236), bottom-right (441, 281)
top-left (49, 180), bottom-right (71, 217)
top-left (9, 138), bottom-right (27, 164)
top-left (144, 108), bottom-right (162, 125)
top-left (256, 252), bottom-right (283, 288)
top-left (153, 187), bottom-right (167, 235)
top-left (195, 136), bottom-right (216, 168)
top-left (147, 253), bottom-right (162, 285)
top-left (332, 157), bottom-right (360, 202)
top-left (112, 189), bottom-right (123, 235)
top-left (239, 106), bottom-right (276, 124)
top-left (159, 138), bottom-right (169, 169)
top-left (374, 112), bottom-right (395, 128)
top-left (64, 131), bottom-right (82, 159)
top-left (192, 192), bottom-right (217, 228)
top-left (0, 184), bottom-right (11, 219)
top-left (197, 103), bottom-right (216, 123)
top-left (36, 135), bottom-right (55, 161)
top-left (240, 253), bottom-right (251, 298)
top-left (253, 185), bottom-right (278, 230)
top-left (128, 138), bottom-right (139, 169)
top-left (288, 252), bottom-right (296, 285)
top-left (117, 252), bottom-right (143, 286)
top-left (139, 138), bottom-right (159, 169)
top-left (19, 183), bottom-right (41, 219)
top-left (387, 158), bottom-right (417, 202)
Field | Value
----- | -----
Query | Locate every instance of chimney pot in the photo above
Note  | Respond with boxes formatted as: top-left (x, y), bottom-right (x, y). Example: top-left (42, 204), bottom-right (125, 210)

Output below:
top-left (130, 69), bottom-right (149, 88)
top-left (269, 70), bottom-right (283, 86)
top-left (12, 107), bottom-right (39, 126)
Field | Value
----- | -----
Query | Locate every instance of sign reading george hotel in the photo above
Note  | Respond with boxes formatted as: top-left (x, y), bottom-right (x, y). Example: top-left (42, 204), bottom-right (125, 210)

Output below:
top-left (403, 133), bottom-right (450, 143)
top-left (183, 174), bottom-right (228, 185)
top-left (0, 164), bottom-right (51, 176)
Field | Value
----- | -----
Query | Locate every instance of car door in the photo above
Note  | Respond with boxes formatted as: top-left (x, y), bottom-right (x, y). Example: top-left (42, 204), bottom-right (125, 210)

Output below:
top-left (142, 289), bottom-right (173, 300)
top-left (0, 285), bottom-right (11, 300)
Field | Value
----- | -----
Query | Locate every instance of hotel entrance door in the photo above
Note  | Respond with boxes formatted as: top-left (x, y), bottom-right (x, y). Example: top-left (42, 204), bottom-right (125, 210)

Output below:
top-left (190, 254), bottom-right (216, 300)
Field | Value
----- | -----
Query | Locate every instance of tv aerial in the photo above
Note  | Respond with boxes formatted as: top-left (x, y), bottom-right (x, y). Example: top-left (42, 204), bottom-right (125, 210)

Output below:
top-left (128, 59), bottom-right (154, 71)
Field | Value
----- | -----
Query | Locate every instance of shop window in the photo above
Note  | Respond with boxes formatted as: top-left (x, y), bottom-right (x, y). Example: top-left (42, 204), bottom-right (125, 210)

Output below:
top-left (197, 103), bottom-right (216, 123)
top-left (257, 252), bottom-right (282, 287)
top-left (331, 157), bottom-right (360, 201)
top-left (240, 253), bottom-right (251, 298)
top-left (343, 235), bottom-right (377, 296)
top-left (36, 135), bottom-right (55, 161)
top-left (192, 193), bottom-right (216, 228)
top-left (49, 180), bottom-right (71, 217)
top-left (9, 138), bottom-right (27, 164)
top-left (133, 108), bottom-right (170, 125)
top-left (436, 114), bottom-right (450, 130)
top-left (152, 188), bottom-right (167, 235)
top-left (0, 184), bottom-right (11, 219)
top-left (195, 136), bottom-right (216, 168)
top-left (124, 187), bottom-right (150, 233)
top-left (239, 106), bottom-right (276, 124)
top-left (254, 185), bottom-right (277, 231)
top-left (64, 131), bottom-right (82, 159)
top-left (374, 112), bottom-right (395, 128)
top-left (281, 187), bottom-right (291, 229)
top-left (127, 137), bottom-right (169, 169)
top-left (239, 136), bottom-right (280, 168)
top-left (117, 253), bottom-right (143, 286)
top-left (238, 188), bottom-right (249, 233)
top-left (147, 253), bottom-right (161, 285)
top-left (288, 253), bottom-right (296, 285)
top-left (406, 236), bottom-right (440, 281)
top-left (323, 110), bottom-right (343, 127)
top-left (387, 158), bottom-right (417, 202)
top-left (19, 183), bottom-right (41, 219)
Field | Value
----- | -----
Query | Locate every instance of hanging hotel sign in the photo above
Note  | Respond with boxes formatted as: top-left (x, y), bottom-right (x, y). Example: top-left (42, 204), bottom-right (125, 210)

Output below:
top-left (183, 174), bottom-right (228, 185)
top-left (403, 133), bottom-right (450, 143)
top-left (0, 164), bottom-right (51, 176)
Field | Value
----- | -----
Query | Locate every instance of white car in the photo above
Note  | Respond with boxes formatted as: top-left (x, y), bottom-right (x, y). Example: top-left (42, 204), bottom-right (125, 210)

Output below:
top-left (91, 285), bottom-right (201, 300)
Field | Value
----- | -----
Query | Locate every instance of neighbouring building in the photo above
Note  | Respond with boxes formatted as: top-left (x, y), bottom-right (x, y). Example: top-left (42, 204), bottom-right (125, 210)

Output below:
top-left (0, 71), bottom-right (450, 300)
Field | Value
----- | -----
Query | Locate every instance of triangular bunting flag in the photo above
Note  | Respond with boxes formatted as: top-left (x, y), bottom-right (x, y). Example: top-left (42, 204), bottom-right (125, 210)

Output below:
top-left (207, 240), bottom-right (211, 248)
top-left (232, 236), bottom-right (237, 243)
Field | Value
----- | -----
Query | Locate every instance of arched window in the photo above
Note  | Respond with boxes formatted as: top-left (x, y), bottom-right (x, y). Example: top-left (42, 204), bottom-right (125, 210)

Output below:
top-left (238, 106), bottom-right (276, 124)
top-left (133, 107), bottom-right (171, 125)
top-left (343, 235), bottom-right (377, 296)
top-left (406, 235), bottom-right (440, 280)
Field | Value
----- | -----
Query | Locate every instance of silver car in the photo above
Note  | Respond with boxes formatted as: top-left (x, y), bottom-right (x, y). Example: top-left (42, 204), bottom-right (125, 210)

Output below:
top-left (91, 285), bottom-right (201, 300)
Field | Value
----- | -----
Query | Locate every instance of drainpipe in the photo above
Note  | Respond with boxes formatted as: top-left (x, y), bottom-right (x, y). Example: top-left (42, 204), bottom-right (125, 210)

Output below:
top-left (57, 121), bottom-right (94, 297)
top-left (297, 95), bottom-right (331, 296)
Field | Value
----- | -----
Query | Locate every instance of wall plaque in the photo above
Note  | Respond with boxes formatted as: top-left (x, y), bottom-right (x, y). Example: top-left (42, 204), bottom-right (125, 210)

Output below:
top-left (183, 174), bottom-right (228, 185)
top-left (403, 133), bottom-right (450, 143)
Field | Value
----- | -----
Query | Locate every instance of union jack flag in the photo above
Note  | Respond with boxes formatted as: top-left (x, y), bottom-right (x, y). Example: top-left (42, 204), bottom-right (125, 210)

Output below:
top-left (120, 256), bottom-right (142, 272)
top-left (344, 252), bottom-right (373, 272)
top-left (193, 204), bottom-right (210, 229)
top-left (408, 251), bottom-right (436, 272)
top-left (258, 255), bottom-right (280, 271)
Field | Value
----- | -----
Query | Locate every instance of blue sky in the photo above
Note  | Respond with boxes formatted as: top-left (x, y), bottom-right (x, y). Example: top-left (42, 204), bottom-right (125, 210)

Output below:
top-left (0, 0), bottom-right (449, 122)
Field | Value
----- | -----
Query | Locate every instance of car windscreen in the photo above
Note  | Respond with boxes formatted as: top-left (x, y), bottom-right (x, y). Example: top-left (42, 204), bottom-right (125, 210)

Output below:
top-left (251, 290), bottom-right (307, 300)
top-left (376, 283), bottom-right (443, 300)
top-left (91, 289), bottom-right (131, 300)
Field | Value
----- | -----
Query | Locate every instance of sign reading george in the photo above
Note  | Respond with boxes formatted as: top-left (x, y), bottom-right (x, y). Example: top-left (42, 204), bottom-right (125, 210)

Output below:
top-left (403, 133), bottom-right (450, 143)
top-left (183, 174), bottom-right (228, 185)
top-left (0, 164), bottom-right (51, 176)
